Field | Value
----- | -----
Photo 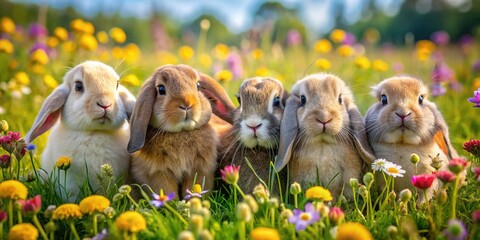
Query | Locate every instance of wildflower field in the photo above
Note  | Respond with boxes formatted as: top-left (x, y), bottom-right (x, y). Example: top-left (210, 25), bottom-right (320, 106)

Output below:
top-left (1, 11), bottom-right (480, 240)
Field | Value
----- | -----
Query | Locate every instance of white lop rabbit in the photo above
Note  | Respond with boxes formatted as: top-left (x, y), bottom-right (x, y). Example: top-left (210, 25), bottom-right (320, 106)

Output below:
top-left (365, 76), bottom-right (458, 200)
top-left (275, 73), bottom-right (375, 199)
top-left (25, 61), bottom-right (136, 202)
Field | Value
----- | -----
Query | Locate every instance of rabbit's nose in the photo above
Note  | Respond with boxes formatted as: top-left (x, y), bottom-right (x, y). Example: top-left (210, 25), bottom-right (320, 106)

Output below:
top-left (179, 104), bottom-right (192, 111)
top-left (317, 119), bottom-right (332, 126)
top-left (247, 123), bottom-right (262, 130)
top-left (97, 102), bottom-right (111, 110)
top-left (395, 112), bottom-right (411, 120)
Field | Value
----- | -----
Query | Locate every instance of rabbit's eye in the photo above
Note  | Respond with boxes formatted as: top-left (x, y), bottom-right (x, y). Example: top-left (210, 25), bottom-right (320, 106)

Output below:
top-left (338, 94), bottom-right (342, 104)
top-left (74, 81), bottom-right (84, 92)
top-left (236, 95), bottom-right (241, 105)
top-left (196, 82), bottom-right (201, 91)
top-left (418, 95), bottom-right (424, 105)
top-left (381, 94), bottom-right (388, 105)
top-left (273, 96), bottom-right (281, 107)
top-left (300, 95), bottom-right (306, 106)
top-left (158, 85), bottom-right (166, 95)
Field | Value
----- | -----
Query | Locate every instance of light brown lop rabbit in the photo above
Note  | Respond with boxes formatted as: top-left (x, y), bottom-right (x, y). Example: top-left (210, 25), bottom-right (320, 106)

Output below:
top-left (365, 76), bottom-right (458, 200)
top-left (128, 64), bottom-right (217, 199)
top-left (275, 73), bottom-right (375, 199)
top-left (201, 76), bottom-right (288, 194)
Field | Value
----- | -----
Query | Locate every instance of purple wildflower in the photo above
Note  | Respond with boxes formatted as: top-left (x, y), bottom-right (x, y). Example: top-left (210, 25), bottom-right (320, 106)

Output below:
top-left (472, 60), bottom-right (480, 73)
top-left (288, 202), bottom-right (321, 231)
top-left (442, 219), bottom-right (468, 240)
top-left (430, 83), bottom-right (447, 97)
top-left (184, 184), bottom-right (209, 200)
top-left (431, 31), bottom-right (450, 46)
top-left (432, 62), bottom-right (455, 84)
top-left (468, 88), bottom-right (480, 107)
top-left (342, 32), bottom-right (356, 45)
top-left (286, 29), bottom-right (302, 46)
top-left (29, 42), bottom-right (49, 55)
top-left (92, 228), bottom-right (108, 240)
top-left (459, 34), bottom-right (474, 48)
top-left (227, 51), bottom-right (243, 79)
top-left (150, 189), bottom-right (175, 208)
top-left (28, 23), bottom-right (48, 39)
top-left (27, 144), bottom-right (36, 151)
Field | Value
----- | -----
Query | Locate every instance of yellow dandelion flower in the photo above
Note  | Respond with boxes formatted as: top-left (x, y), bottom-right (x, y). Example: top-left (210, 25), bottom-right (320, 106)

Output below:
top-left (214, 43), bottom-right (230, 60)
top-left (255, 66), bottom-right (270, 77)
top-left (0, 39), bottom-right (14, 54)
top-left (355, 56), bottom-right (371, 69)
top-left (98, 50), bottom-right (110, 62)
top-left (372, 59), bottom-right (389, 72)
top-left (29, 64), bottom-right (45, 75)
top-left (29, 49), bottom-right (49, 65)
top-left (8, 223), bottom-right (38, 240)
top-left (305, 186), bottom-right (333, 201)
top-left (198, 53), bottom-right (212, 67)
top-left (62, 40), bottom-right (77, 53)
top-left (416, 48), bottom-right (431, 62)
top-left (121, 74), bottom-right (141, 87)
top-left (112, 46), bottom-right (124, 59)
top-left (178, 45), bottom-right (194, 61)
top-left (330, 29), bottom-right (346, 43)
top-left (52, 204), bottom-right (83, 220)
top-left (82, 22), bottom-right (95, 35)
top-left (251, 227), bottom-right (280, 240)
top-left (157, 51), bottom-right (178, 65)
top-left (215, 69), bottom-right (233, 82)
top-left (79, 34), bottom-right (98, 51)
top-left (70, 19), bottom-right (85, 33)
top-left (314, 58), bottom-right (332, 70)
top-left (43, 74), bottom-right (58, 88)
top-left (53, 27), bottom-right (68, 41)
top-left (109, 27), bottom-right (126, 44)
top-left (364, 28), bottom-right (380, 44)
top-left (336, 222), bottom-right (373, 240)
top-left (96, 31), bottom-right (109, 44)
top-left (416, 40), bottom-right (436, 52)
top-left (337, 45), bottom-right (355, 57)
top-left (251, 48), bottom-right (263, 60)
top-left (115, 211), bottom-right (147, 233)
top-left (314, 39), bottom-right (332, 53)
top-left (0, 17), bottom-right (15, 34)
top-left (12, 72), bottom-right (30, 86)
top-left (124, 43), bottom-right (141, 63)
top-left (0, 180), bottom-right (27, 200)
top-left (79, 195), bottom-right (110, 215)
top-left (47, 36), bottom-right (59, 48)
top-left (55, 156), bottom-right (71, 170)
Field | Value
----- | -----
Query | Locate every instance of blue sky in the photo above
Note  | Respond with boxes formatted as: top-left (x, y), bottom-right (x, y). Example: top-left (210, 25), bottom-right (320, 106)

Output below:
top-left (9, 0), bottom-right (438, 34)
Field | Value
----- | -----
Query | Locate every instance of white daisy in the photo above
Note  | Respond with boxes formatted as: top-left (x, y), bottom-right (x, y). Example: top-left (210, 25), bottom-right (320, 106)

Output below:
top-left (371, 158), bottom-right (392, 171)
top-left (382, 163), bottom-right (406, 178)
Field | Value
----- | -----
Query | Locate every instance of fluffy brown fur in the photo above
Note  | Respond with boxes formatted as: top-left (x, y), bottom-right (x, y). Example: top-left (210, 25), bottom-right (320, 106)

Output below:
top-left (365, 76), bottom-right (458, 201)
top-left (128, 64), bottom-right (217, 199)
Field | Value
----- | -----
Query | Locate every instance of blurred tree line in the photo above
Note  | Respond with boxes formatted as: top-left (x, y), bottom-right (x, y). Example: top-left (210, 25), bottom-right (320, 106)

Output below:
top-left (1, 0), bottom-right (479, 50)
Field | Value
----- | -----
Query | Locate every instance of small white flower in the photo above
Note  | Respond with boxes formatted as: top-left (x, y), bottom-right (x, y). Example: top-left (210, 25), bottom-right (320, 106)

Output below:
top-left (382, 163), bottom-right (406, 178)
top-left (371, 158), bottom-right (392, 171)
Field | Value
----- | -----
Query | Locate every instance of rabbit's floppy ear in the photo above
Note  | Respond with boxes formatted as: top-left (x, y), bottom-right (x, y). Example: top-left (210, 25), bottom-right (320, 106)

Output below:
top-left (127, 78), bottom-right (156, 153)
top-left (429, 104), bottom-right (458, 159)
top-left (118, 84), bottom-right (136, 120)
top-left (344, 94), bottom-right (376, 164)
top-left (275, 95), bottom-right (300, 171)
top-left (25, 85), bottom-right (69, 143)
top-left (198, 73), bottom-right (236, 124)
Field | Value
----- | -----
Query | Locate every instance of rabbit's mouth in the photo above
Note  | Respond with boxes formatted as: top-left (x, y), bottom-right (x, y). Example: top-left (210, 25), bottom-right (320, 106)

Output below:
top-left (95, 116), bottom-right (111, 124)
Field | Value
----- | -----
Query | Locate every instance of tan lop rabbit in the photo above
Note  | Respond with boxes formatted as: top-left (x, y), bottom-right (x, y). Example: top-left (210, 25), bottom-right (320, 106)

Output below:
top-left (25, 61), bottom-right (136, 202)
top-left (128, 64), bottom-right (217, 199)
top-left (365, 76), bottom-right (458, 200)
top-left (201, 76), bottom-right (288, 194)
top-left (275, 73), bottom-right (375, 199)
